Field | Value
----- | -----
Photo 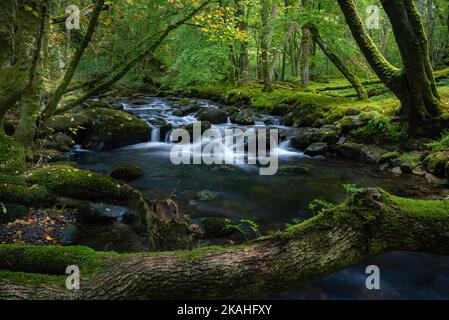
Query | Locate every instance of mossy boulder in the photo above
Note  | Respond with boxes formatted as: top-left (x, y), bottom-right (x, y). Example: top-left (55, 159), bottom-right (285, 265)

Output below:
top-left (26, 165), bottom-right (128, 202)
top-left (110, 164), bottom-right (144, 181)
top-left (336, 142), bottom-right (380, 164)
top-left (88, 99), bottom-right (111, 109)
top-left (46, 108), bottom-right (151, 150)
top-left (83, 108), bottom-right (150, 150)
top-left (338, 115), bottom-right (366, 132)
top-left (230, 110), bottom-right (256, 125)
top-left (200, 217), bottom-right (234, 239)
top-left (290, 125), bottom-right (341, 150)
top-left (198, 109), bottom-right (228, 124)
top-left (304, 142), bottom-right (328, 157)
top-left (81, 203), bottom-right (133, 223)
top-left (424, 152), bottom-right (449, 177)
top-left (195, 190), bottom-right (219, 201)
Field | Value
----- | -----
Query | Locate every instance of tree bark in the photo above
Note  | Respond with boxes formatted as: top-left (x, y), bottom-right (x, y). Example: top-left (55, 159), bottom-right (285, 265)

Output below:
top-left (13, 0), bottom-right (49, 148)
top-left (336, 0), bottom-right (441, 128)
top-left (2, 188), bottom-right (449, 300)
top-left (260, 0), bottom-right (274, 92)
top-left (236, 0), bottom-right (250, 86)
top-left (39, 0), bottom-right (105, 122)
top-left (309, 25), bottom-right (368, 100)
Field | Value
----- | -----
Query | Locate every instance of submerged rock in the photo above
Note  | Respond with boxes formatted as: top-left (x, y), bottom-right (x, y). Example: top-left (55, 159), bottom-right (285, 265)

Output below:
top-left (198, 109), bottom-right (228, 124)
top-left (110, 164), bottom-right (144, 181)
top-left (195, 190), bottom-right (219, 201)
top-left (81, 203), bottom-right (132, 223)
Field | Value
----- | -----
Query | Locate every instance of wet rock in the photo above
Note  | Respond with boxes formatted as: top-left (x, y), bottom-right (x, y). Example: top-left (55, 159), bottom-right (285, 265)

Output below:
top-left (110, 164), bottom-right (144, 181)
top-left (270, 104), bottom-right (290, 116)
top-left (378, 152), bottom-right (401, 165)
top-left (129, 98), bottom-right (150, 105)
top-left (81, 203), bottom-right (132, 223)
top-left (179, 121), bottom-right (212, 142)
top-left (425, 173), bottom-right (449, 187)
top-left (424, 151), bottom-right (449, 177)
top-left (172, 110), bottom-right (184, 117)
top-left (198, 109), bottom-right (228, 124)
top-left (400, 162), bottom-right (414, 174)
top-left (195, 190), bottom-right (219, 201)
top-left (304, 142), bottom-right (328, 157)
top-left (110, 102), bottom-right (124, 110)
top-left (89, 99), bottom-right (111, 109)
top-left (60, 224), bottom-right (78, 246)
top-left (389, 167), bottom-right (402, 175)
top-left (290, 125), bottom-right (341, 150)
top-left (231, 109), bottom-right (256, 125)
top-left (282, 112), bottom-right (295, 126)
top-left (84, 108), bottom-right (151, 150)
top-left (336, 142), bottom-right (379, 163)
top-left (0, 203), bottom-right (29, 224)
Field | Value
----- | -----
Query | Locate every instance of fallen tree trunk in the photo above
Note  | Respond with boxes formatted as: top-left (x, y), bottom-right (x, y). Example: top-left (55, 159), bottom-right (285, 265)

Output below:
top-left (1, 188), bottom-right (449, 300)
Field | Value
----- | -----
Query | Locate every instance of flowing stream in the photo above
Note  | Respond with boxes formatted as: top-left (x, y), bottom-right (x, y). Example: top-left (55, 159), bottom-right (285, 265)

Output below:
top-left (72, 96), bottom-right (449, 299)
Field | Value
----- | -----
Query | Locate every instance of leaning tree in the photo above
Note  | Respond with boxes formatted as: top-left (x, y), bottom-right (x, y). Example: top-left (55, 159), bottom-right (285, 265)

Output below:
top-left (337, 0), bottom-right (442, 128)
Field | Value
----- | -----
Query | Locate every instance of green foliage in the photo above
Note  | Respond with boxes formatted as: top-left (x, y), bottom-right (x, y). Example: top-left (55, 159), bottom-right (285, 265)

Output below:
top-left (0, 134), bottom-right (26, 175)
top-left (427, 131), bottom-right (449, 151)
top-left (162, 45), bottom-right (230, 90)
top-left (343, 183), bottom-right (363, 198)
top-left (308, 198), bottom-right (335, 215)
top-left (225, 219), bottom-right (261, 240)
top-left (352, 115), bottom-right (408, 144)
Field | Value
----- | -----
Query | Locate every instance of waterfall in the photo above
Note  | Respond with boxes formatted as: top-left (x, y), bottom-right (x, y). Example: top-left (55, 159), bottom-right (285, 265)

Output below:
top-left (151, 127), bottom-right (161, 142)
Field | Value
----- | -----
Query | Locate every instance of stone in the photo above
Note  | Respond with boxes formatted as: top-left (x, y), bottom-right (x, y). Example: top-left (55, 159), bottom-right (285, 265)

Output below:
top-left (304, 142), bottom-right (328, 157)
top-left (231, 110), bottom-right (256, 125)
top-left (336, 142), bottom-right (379, 164)
top-left (400, 162), bottom-right (414, 174)
top-left (424, 151), bottom-right (449, 177)
top-left (290, 126), bottom-right (341, 150)
top-left (198, 109), bottom-right (228, 124)
top-left (60, 224), bottom-right (78, 246)
top-left (82, 203), bottom-right (131, 223)
top-left (110, 164), bottom-right (144, 181)
top-left (195, 190), bottom-right (219, 201)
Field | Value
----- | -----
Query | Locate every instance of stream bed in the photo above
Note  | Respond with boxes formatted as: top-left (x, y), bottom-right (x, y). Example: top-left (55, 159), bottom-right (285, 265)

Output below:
top-left (72, 96), bottom-right (449, 299)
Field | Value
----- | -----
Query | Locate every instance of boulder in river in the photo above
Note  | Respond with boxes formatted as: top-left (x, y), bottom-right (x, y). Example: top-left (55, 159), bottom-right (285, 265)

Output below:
top-left (198, 109), bottom-right (228, 124)
top-left (424, 151), bottom-right (449, 177)
top-left (304, 142), bottom-right (328, 157)
top-left (195, 190), bottom-right (219, 201)
top-left (81, 203), bottom-right (132, 223)
top-left (336, 142), bottom-right (380, 163)
top-left (290, 125), bottom-right (341, 150)
top-left (230, 109), bottom-right (256, 125)
top-left (110, 164), bottom-right (144, 181)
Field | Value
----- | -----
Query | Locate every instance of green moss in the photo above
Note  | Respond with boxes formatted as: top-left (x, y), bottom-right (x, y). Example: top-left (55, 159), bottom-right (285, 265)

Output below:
top-left (26, 164), bottom-right (127, 201)
top-left (0, 133), bottom-right (26, 175)
top-left (0, 244), bottom-right (115, 278)
top-left (0, 270), bottom-right (65, 287)
top-left (177, 245), bottom-right (245, 263)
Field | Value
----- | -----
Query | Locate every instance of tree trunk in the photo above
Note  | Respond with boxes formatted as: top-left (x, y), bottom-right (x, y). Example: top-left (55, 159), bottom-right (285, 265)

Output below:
top-left (0, 0), bottom-right (47, 132)
top-left (39, 0), bottom-right (105, 122)
top-left (2, 188), bottom-right (449, 300)
top-left (309, 25), bottom-right (368, 100)
top-left (236, 0), bottom-right (250, 86)
top-left (13, 0), bottom-right (49, 148)
top-left (260, 0), bottom-right (273, 92)
top-left (336, 0), bottom-right (441, 128)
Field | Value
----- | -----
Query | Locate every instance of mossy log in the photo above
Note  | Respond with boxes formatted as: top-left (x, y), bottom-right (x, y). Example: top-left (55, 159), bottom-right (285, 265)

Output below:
top-left (1, 188), bottom-right (449, 300)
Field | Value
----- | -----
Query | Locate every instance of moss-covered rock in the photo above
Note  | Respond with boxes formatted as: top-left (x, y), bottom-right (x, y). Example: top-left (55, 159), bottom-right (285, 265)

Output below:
top-left (88, 99), bottom-right (111, 109)
top-left (110, 164), bottom-right (144, 181)
top-left (290, 125), bottom-right (341, 150)
top-left (230, 110), bottom-right (256, 125)
top-left (336, 142), bottom-right (381, 164)
top-left (198, 109), bottom-right (228, 124)
top-left (26, 164), bottom-right (128, 202)
top-left (424, 151), bottom-right (449, 177)
top-left (304, 142), bottom-right (328, 157)
top-left (84, 108), bottom-right (150, 150)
